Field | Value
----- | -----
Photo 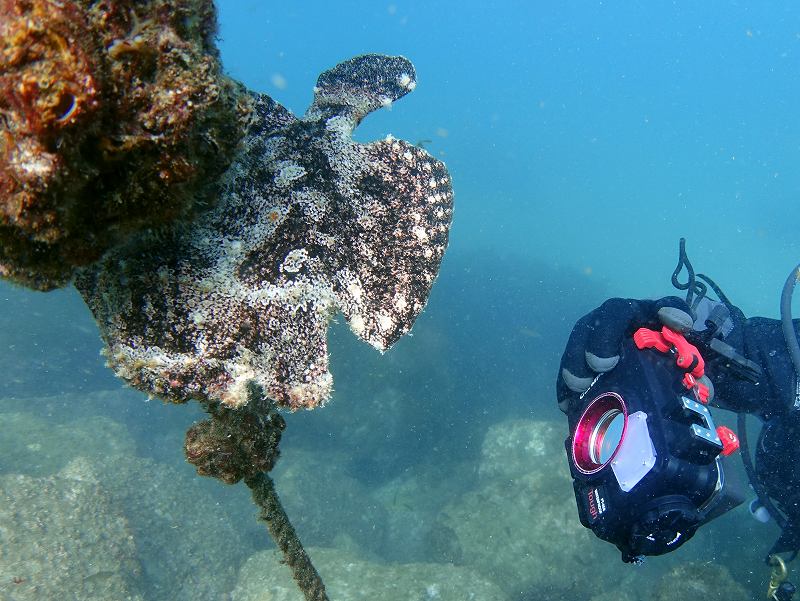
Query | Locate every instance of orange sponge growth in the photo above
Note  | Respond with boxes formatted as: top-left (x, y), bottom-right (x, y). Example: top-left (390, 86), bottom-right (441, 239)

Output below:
top-left (0, 0), bottom-right (246, 290)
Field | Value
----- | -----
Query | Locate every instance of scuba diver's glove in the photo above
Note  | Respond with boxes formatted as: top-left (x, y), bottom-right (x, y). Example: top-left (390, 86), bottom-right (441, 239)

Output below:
top-left (557, 296), bottom-right (697, 413)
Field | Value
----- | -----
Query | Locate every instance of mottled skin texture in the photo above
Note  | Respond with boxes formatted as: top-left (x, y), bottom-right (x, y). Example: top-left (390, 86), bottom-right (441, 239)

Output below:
top-left (76, 55), bottom-right (453, 410)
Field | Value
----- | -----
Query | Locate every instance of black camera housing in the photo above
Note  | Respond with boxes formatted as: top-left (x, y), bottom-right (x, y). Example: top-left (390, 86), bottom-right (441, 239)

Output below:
top-left (565, 335), bottom-right (744, 562)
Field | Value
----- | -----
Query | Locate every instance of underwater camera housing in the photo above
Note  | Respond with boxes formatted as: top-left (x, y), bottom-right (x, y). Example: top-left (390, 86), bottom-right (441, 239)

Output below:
top-left (565, 327), bottom-right (745, 563)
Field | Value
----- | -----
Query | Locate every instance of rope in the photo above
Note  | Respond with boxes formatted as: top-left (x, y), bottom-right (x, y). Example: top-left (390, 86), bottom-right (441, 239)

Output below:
top-left (245, 472), bottom-right (330, 601)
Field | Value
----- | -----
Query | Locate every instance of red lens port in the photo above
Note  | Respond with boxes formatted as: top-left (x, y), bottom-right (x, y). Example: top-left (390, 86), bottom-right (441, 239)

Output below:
top-left (572, 392), bottom-right (628, 474)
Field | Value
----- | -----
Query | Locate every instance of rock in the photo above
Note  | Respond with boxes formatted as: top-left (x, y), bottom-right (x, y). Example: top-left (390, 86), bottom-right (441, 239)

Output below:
top-left (652, 563), bottom-right (749, 601)
top-left (0, 397), bottom-right (252, 601)
top-left (434, 418), bottom-right (619, 599)
top-left (370, 459), bottom-right (475, 562)
top-left (588, 588), bottom-right (639, 601)
top-left (272, 448), bottom-right (389, 557)
top-left (85, 455), bottom-right (252, 601)
top-left (0, 467), bottom-right (144, 601)
top-left (231, 547), bottom-right (509, 601)
top-left (0, 411), bottom-right (136, 476)
top-left (478, 418), bottom-right (567, 481)
top-left (0, 0), bottom-right (244, 289)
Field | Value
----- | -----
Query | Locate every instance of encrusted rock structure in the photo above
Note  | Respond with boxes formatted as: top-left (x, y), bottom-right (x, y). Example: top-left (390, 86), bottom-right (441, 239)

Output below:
top-left (0, 0), bottom-right (244, 289)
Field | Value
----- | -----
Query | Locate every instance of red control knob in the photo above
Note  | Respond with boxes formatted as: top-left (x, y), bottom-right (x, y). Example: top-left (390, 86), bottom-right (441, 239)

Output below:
top-left (716, 426), bottom-right (740, 456)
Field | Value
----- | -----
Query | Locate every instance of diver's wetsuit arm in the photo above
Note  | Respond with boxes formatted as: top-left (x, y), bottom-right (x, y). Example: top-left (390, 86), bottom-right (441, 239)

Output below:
top-left (709, 316), bottom-right (800, 419)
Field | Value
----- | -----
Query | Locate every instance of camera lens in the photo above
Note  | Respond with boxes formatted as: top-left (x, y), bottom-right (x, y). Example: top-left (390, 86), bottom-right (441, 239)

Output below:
top-left (572, 392), bottom-right (627, 474)
top-left (590, 409), bottom-right (625, 464)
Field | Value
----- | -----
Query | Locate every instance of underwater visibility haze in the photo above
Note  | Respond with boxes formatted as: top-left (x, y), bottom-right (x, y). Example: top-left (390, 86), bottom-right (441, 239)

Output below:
top-left (2, 1), bottom-right (800, 600)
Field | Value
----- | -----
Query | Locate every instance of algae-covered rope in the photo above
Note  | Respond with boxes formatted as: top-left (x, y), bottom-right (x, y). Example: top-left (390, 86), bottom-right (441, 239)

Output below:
top-left (184, 382), bottom-right (329, 601)
top-left (245, 472), bottom-right (329, 601)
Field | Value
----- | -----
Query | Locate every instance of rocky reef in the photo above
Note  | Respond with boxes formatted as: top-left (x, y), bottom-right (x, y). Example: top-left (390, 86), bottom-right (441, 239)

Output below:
top-left (231, 547), bottom-right (508, 601)
top-left (0, 0), bottom-right (244, 289)
top-left (0, 384), bottom-right (766, 601)
top-left (0, 466), bottom-right (144, 601)
top-left (652, 563), bottom-right (749, 601)
top-left (429, 419), bottom-right (622, 599)
top-left (0, 397), bottom-right (253, 601)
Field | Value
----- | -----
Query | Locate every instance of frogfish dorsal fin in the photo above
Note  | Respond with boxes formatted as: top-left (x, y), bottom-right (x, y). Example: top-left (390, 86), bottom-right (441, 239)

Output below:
top-left (306, 54), bottom-right (417, 127)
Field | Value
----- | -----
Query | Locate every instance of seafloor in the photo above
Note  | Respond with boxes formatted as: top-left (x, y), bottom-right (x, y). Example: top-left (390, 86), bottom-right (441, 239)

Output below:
top-left (0, 255), bottom-right (779, 600)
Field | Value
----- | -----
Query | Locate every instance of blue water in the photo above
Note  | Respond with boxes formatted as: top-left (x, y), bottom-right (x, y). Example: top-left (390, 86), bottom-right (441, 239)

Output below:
top-left (3, 1), bottom-right (800, 599)
top-left (218, 1), bottom-right (800, 316)
top-left (213, 0), bottom-right (800, 465)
